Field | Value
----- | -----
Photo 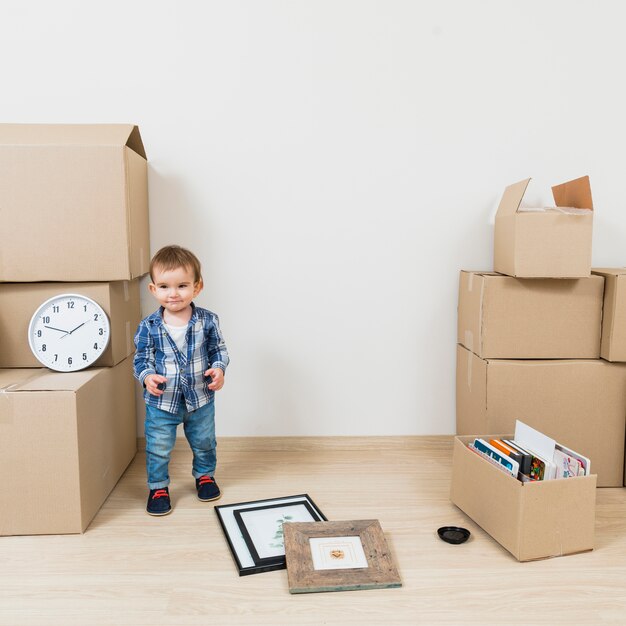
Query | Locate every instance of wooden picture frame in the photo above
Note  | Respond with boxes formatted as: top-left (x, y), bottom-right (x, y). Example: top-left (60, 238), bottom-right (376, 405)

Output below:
top-left (214, 494), bottom-right (327, 576)
top-left (283, 519), bottom-right (402, 593)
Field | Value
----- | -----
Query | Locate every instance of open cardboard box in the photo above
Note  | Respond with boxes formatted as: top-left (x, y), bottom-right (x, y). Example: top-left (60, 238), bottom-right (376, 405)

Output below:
top-left (450, 435), bottom-right (596, 561)
top-left (457, 270), bottom-right (604, 359)
top-left (0, 124), bottom-right (149, 282)
top-left (494, 176), bottom-right (593, 278)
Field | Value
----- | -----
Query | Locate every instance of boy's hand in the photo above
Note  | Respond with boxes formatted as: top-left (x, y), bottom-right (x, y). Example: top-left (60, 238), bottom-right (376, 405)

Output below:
top-left (145, 374), bottom-right (167, 396)
top-left (205, 368), bottom-right (224, 391)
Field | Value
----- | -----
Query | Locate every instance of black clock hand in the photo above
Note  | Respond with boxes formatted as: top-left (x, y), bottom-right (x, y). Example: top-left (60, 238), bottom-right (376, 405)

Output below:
top-left (60, 320), bottom-right (88, 339)
top-left (44, 325), bottom-right (70, 334)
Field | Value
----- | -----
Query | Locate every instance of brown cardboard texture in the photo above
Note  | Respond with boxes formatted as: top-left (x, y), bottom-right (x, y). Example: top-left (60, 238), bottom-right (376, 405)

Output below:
top-left (592, 268), bottom-right (626, 363)
top-left (458, 271), bottom-right (603, 358)
top-left (450, 436), bottom-right (596, 561)
top-left (494, 176), bottom-right (593, 278)
top-left (0, 280), bottom-right (140, 368)
top-left (456, 344), bottom-right (626, 487)
top-left (0, 358), bottom-right (136, 536)
top-left (0, 124), bottom-right (149, 282)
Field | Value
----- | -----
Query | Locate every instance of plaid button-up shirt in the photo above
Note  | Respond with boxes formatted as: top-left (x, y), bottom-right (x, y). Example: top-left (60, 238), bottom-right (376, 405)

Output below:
top-left (133, 303), bottom-right (229, 413)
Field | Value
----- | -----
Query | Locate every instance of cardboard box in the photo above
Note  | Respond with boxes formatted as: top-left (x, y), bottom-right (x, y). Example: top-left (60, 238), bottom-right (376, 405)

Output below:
top-left (456, 344), bottom-right (626, 487)
top-left (0, 280), bottom-right (141, 368)
top-left (450, 435), bottom-right (596, 561)
top-left (592, 268), bottom-right (626, 362)
top-left (0, 357), bottom-right (137, 536)
top-left (458, 271), bottom-right (604, 358)
top-left (494, 176), bottom-right (593, 278)
top-left (0, 124), bottom-right (149, 282)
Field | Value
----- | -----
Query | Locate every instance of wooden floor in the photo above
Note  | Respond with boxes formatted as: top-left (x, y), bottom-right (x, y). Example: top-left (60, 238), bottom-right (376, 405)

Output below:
top-left (2, 436), bottom-right (626, 626)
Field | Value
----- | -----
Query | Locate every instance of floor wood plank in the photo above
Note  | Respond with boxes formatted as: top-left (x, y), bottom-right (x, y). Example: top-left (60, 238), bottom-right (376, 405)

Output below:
top-left (2, 436), bottom-right (625, 625)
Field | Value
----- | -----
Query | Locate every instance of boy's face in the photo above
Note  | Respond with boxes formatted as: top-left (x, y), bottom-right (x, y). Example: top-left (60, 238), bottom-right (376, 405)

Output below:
top-left (149, 265), bottom-right (202, 313)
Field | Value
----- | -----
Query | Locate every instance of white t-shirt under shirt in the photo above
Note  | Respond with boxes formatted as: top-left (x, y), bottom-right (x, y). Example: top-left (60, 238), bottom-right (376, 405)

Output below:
top-left (164, 322), bottom-right (188, 352)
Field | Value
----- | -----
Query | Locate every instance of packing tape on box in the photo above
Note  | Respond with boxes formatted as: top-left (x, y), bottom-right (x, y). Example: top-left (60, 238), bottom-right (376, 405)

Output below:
top-left (477, 278), bottom-right (485, 351)
top-left (467, 272), bottom-right (474, 292)
top-left (466, 346), bottom-right (473, 390)
top-left (123, 280), bottom-right (130, 302)
top-left (0, 370), bottom-right (47, 424)
top-left (0, 384), bottom-right (18, 424)
top-left (126, 321), bottom-right (132, 354)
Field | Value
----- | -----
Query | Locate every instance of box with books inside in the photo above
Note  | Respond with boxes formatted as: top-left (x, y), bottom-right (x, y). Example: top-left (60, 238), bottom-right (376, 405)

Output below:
top-left (450, 421), bottom-right (596, 562)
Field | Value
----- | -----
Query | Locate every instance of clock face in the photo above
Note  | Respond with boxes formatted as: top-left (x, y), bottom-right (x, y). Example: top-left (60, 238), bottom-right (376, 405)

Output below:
top-left (28, 294), bottom-right (111, 372)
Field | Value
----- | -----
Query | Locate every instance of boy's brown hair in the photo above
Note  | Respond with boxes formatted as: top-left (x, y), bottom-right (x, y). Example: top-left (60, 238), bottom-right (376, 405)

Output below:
top-left (149, 245), bottom-right (203, 284)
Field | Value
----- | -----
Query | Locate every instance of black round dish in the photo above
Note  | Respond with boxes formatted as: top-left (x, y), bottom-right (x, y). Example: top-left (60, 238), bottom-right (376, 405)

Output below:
top-left (437, 526), bottom-right (471, 544)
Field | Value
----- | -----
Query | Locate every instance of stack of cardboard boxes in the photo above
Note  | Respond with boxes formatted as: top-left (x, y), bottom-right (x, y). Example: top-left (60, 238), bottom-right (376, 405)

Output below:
top-left (453, 175), bottom-right (626, 560)
top-left (0, 124), bottom-right (150, 536)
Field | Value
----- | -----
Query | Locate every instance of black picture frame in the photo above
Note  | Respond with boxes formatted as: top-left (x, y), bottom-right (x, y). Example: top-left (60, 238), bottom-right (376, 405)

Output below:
top-left (233, 500), bottom-right (320, 568)
top-left (214, 494), bottom-right (327, 576)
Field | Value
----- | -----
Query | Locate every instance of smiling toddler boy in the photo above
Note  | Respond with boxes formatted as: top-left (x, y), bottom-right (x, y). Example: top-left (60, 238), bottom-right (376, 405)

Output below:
top-left (133, 245), bottom-right (229, 515)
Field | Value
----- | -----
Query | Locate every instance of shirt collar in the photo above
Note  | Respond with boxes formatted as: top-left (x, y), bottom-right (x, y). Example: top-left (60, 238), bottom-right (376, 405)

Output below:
top-left (149, 302), bottom-right (198, 327)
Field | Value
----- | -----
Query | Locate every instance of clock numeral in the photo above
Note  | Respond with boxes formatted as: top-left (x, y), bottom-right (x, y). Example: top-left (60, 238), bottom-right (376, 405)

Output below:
top-left (99, 328), bottom-right (104, 335)
top-left (67, 301), bottom-right (75, 309)
top-left (84, 305), bottom-right (88, 312)
top-left (52, 305), bottom-right (59, 313)
top-left (43, 316), bottom-right (50, 324)
top-left (83, 353), bottom-right (88, 360)
top-left (37, 330), bottom-right (42, 337)
top-left (93, 343), bottom-right (98, 350)
top-left (94, 313), bottom-right (99, 321)
top-left (68, 357), bottom-right (73, 365)
top-left (41, 344), bottom-right (46, 352)
top-left (54, 354), bottom-right (58, 362)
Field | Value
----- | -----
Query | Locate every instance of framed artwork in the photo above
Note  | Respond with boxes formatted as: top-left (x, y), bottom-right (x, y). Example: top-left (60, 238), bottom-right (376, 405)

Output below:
top-left (283, 519), bottom-right (402, 593)
top-left (215, 494), bottom-right (327, 576)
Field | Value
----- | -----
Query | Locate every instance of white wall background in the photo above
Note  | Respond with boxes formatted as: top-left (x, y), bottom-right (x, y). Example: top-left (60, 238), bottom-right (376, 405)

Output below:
top-left (3, 1), bottom-right (626, 436)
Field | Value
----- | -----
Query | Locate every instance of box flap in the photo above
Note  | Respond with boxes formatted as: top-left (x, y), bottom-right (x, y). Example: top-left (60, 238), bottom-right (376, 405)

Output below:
top-left (552, 175), bottom-right (593, 211)
top-left (0, 368), bottom-right (101, 392)
top-left (496, 178), bottom-right (531, 217)
top-left (0, 124), bottom-right (146, 159)
top-left (460, 270), bottom-right (499, 278)
top-left (592, 267), bottom-right (626, 277)
top-left (125, 125), bottom-right (147, 159)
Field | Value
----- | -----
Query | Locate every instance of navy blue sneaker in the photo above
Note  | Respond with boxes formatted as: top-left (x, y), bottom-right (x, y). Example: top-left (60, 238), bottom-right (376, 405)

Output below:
top-left (147, 487), bottom-right (172, 516)
top-left (196, 475), bottom-right (221, 502)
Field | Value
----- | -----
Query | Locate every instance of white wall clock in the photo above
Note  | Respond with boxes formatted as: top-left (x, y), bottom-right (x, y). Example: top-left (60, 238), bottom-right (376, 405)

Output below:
top-left (28, 293), bottom-right (111, 372)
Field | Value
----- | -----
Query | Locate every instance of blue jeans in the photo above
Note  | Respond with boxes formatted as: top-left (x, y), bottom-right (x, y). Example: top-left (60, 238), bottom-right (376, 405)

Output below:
top-left (145, 400), bottom-right (216, 490)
